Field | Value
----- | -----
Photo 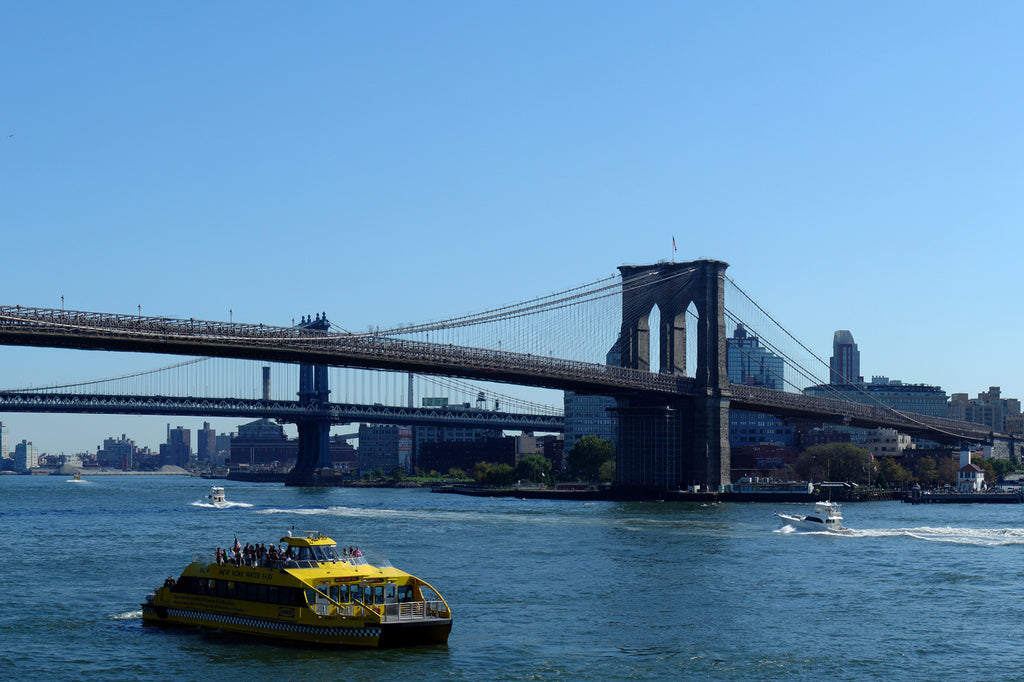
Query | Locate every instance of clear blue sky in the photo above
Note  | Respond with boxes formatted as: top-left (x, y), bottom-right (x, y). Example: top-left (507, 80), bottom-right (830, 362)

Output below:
top-left (3, 2), bottom-right (1024, 454)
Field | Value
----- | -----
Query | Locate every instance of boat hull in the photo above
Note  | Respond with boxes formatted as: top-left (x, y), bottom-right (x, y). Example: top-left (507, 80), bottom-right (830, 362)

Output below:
top-left (774, 513), bottom-right (849, 533)
top-left (141, 603), bottom-right (451, 648)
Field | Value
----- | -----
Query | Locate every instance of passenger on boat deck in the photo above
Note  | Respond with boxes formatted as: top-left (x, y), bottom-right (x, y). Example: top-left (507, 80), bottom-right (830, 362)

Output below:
top-left (353, 547), bottom-right (362, 557)
top-left (215, 548), bottom-right (225, 565)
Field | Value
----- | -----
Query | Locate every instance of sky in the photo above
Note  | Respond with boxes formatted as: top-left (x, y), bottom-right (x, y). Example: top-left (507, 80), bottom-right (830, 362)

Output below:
top-left (3, 2), bottom-right (1024, 454)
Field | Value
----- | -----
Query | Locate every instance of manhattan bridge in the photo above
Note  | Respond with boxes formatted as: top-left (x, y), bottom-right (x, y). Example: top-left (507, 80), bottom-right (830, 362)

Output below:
top-left (0, 260), bottom-right (1009, 491)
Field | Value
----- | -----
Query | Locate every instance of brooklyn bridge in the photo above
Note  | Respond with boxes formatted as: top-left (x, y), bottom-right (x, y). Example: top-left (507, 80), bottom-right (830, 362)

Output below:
top-left (0, 259), bottom-right (1008, 491)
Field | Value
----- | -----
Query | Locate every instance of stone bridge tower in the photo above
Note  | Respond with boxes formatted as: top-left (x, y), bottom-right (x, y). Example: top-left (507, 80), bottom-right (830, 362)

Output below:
top-left (613, 260), bottom-right (731, 492)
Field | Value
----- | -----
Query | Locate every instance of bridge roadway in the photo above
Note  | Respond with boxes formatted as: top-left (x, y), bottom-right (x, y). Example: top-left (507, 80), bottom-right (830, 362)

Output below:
top-left (0, 305), bottom-right (1000, 444)
top-left (0, 392), bottom-right (563, 432)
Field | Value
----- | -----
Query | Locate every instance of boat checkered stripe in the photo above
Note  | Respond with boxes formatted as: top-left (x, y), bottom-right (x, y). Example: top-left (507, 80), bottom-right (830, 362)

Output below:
top-left (164, 608), bottom-right (381, 638)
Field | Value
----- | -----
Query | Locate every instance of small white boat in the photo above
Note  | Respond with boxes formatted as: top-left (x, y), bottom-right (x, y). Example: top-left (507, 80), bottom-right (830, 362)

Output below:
top-left (207, 486), bottom-right (226, 505)
top-left (775, 501), bottom-right (849, 532)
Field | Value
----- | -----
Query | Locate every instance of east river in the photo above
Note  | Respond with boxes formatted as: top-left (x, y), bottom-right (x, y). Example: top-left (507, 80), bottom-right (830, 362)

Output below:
top-left (2, 475), bottom-right (1024, 681)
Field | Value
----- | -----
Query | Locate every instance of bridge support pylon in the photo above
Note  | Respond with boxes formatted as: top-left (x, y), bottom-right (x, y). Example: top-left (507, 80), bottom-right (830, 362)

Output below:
top-left (613, 260), bottom-right (731, 493)
top-left (286, 314), bottom-right (336, 486)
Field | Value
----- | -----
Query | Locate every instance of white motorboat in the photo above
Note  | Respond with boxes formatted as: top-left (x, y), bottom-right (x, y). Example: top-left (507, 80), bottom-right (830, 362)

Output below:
top-left (207, 486), bottom-right (226, 505)
top-left (774, 501), bottom-right (849, 532)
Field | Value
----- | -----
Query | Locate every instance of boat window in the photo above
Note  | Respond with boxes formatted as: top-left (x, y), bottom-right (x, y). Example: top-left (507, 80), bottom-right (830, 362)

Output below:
top-left (397, 585), bottom-right (414, 602)
top-left (258, 584), bottom-right (268, 603)
top-left (267, 586), bottom-right (279, 604)
top-left (322, 545), bottom-right (341, 561)
top-left (284, 587), bottom-right (300, 606)
top-left (384, 583), bottom-right (397, 603)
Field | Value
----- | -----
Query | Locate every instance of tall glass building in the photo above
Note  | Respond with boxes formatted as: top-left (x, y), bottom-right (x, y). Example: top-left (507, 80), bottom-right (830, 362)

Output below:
top-left (726, 326), bottom-right (793, 447)
top-left (830, 330), bottom-right (861, 385)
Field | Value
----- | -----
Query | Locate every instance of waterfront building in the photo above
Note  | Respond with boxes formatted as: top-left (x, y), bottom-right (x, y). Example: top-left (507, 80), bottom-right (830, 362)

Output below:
top-left (328, 435), bottom-right (358, 473)
top-left (948, 387), bottom-right (1021, 434)
top-left (726, 325), bottom-right (793, 448)
top-left (803, 377), bottom-right (947, 445)
top-left (159, 425), bottom-right (192, 468)
top-left (563, 392), bottom-right (616, 457)
top-left (98, 434), bottom-right (138, 469)
top-left (537, 434), bottom-right (564, 470)
top-left (830, 330), bottom-right (861, 386)
top-left (563, 345), bottom-right (619, 462)
top-left (865, 428), bottom-right (914, 459)
top-left (804, 376), bottom-right (948, 418)
top-left (230, 419), bottom-right (295, 469)
top-left (954, 447), bottom-right (986, 492)
top-left (413, 424), bottom-right (501, 470)
top-left (13, 439), bottom-right (38, 470)
top-left (958, 463), bottom-right (985, 491)
top-left (418, 435), bottom-right (517, 474)
top-left (197, 422), bottom-right (216, 462)
top-left (214, 433), bottom-right (233, 466)
top-left (358, 424), bottom-right (413, 474)
top-left (0, 421), bottom-right (8, 460)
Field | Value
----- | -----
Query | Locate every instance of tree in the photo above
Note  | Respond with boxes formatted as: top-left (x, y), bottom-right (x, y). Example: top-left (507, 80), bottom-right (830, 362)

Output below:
top-left (972, 455), bottom-right (997, 485)
top-left (471, 461), bottom-right (516, 486)
top-left (877, 456), bottom-right (910, 489)
top-left (936, 457), bottom-right (959, 487)
top-left (914, 456), bottom-right (939, 487)
top-left (792, 443), bottom-right (871, 483)
top-left (515, 454), bottom-right (552, 484)
top-left (567, 435), bottom-right (614, 482)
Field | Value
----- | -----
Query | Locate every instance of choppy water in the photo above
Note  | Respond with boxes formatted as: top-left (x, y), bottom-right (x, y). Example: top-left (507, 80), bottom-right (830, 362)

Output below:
top-left (2, 475), bottom-right (1023, 680)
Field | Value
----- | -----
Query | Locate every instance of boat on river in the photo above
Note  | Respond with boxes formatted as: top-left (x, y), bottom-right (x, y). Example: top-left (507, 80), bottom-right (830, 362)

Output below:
top-left (206, 486), bottom-right (226, 505)
top-left (142, 530), bottom-right (452, 648)
top-left (774, 501), bottom-right (850, 533)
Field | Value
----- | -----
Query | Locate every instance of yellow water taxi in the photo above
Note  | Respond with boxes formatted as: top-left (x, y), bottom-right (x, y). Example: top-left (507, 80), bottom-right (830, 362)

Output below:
top-left (142, 530), bottom-right (451, 648)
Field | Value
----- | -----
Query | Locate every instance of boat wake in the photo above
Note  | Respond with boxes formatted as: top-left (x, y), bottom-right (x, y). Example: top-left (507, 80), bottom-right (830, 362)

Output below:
top-left (776, 524), bottom-right (1024, 546)
top-left (254, 505), bottom-right (595, 526)
top-left (773, 524), bottom-right (850, 536)
top-left (109, 609), bottom-right (142, 620)
top-left (853, 526), bottom-right (1024, 547)
top-left (190, 500), bottom-right (253, 509)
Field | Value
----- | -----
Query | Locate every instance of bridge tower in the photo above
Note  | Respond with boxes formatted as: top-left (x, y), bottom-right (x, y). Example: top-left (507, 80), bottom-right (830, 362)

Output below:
top-left (286, 313), bottom-right (334, 486)
top-left (613, 260), bottom-right (731, 493)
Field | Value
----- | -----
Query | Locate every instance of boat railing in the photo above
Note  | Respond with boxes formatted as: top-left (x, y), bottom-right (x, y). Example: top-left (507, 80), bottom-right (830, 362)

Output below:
top-left (381, 600), bottom-right (450, 622)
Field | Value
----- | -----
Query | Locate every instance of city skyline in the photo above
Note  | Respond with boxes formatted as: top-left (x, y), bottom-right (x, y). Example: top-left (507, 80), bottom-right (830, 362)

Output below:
top-left (6, 4), bottom-right (1024, 451)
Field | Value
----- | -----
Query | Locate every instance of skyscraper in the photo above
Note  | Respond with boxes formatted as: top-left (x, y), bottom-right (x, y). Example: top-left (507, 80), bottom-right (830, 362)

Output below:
top-left (14, 440), bottom-right (38, 470)
top-left (197, 422), bottom-right (216, 461)
top-left (830, 330), bottom-right (861, 386)
top-left (727, 325), bottom-right (785, 389)
top-left (726, 325), bottom-right (793, 447)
